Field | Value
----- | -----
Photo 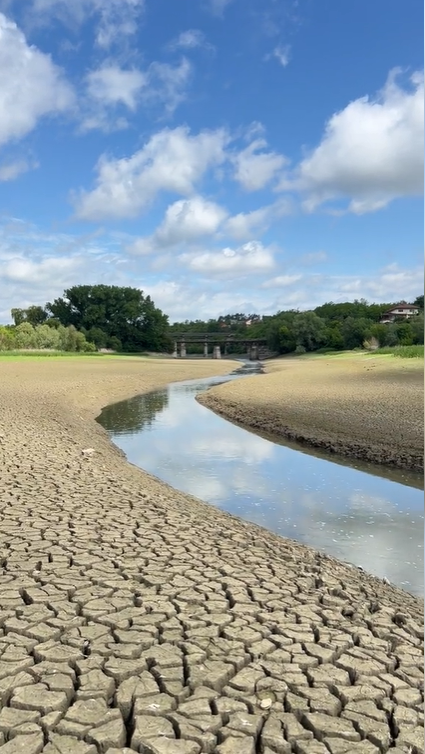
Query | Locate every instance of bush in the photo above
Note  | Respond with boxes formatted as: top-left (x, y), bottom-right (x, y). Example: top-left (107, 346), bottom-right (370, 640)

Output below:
top-left (294, 344), bottom-right (307, 355)
top-left (375, 345), bottom-right (424, 358)
top-left (14, 322), bottom-right (36, 349)
top-left (363, 336), bottom-right (380, 351)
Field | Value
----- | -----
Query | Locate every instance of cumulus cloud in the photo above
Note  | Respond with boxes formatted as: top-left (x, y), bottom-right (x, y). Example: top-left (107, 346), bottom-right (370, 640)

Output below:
top-left (0, 159), bottom-right (37, 181)
top-left (2, 254), bottom-right (78, 283)
top-left (85, 64), bottom-right (146, 110)
top-left (0, 13), bottom-right (74, 147)
top-left (82, 58), bottom-right (191, 130)
top-left (74, 126), bottom-right (229, 220)
top-left (143, 279), bottom-right (273, 323)
top-left (262, 274), bottom-right (302, 288)
top-left (25, 0), bottom-right (145, 49)
top-left (232, 138), bottom-right (287, 191)
top-left (224, 198), bottom-right (293, 240)
top-left (205, 0), bottom-right (233, 17)
top-left (179, 240), bottom-right (275, 277)
top-left (300, 251), bottom-right (328, 265)
top-left (283, 69), bottom-right (424, 213)
top-left (169, 29), bottom-right (210, 51)
top-left (144, 58), bottom-right (192, 115)
top-left (265, 44), bottom-right (291, 67)
top-left (130, 196), bottom-right (228, 254)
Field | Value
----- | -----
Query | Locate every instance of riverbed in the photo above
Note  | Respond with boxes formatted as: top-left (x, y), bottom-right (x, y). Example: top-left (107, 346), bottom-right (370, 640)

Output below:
top-left (98, 362), bottom-right (424, 596)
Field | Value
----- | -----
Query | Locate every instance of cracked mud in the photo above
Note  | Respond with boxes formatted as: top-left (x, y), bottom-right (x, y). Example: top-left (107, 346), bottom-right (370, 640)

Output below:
top-left (0, 357), bottom-right (423, 754)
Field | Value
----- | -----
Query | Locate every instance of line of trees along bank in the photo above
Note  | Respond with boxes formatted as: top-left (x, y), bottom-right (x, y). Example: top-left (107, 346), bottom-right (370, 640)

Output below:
top-left (4, 288), bottom-right (423, 355)
top-left (8, 285), bottom-right (172, 353)
top-left (169, 296), bottom-right (424, 355)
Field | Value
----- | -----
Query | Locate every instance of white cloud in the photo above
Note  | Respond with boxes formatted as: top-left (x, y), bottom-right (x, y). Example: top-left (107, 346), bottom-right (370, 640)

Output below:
top-left (2, 254), bottom-right (78, 283)
top-left (266, 44), bottom-right (291, 67)
top-left (27, 0), bottom-right (145, 49)
top-left (74, 125), bottom-right (229, 221)
top-left (143, 280), bottom-right (273, 322)
top-left (300, 251), bottom-right (328, 265)
top-left (169, 29), bottom-right (209, 50)
top-left (130, 196), bottom-right (228, 254)
top-left (0, 13), bottom-right (74, 147)
top-left (85, 64), bottom-right (146, 110)
top-left (205, 0), bottom-right (233, 17)
top-left (262, 274), bottom-right (302, 288)
top-left (0, 218), bottom-right (422, 325)
top-left (284, 69), bottom-right (424, 213)
top-left (232, 138), bottom-right (287, 191)
top-left (179, 240), bottom-right (275, 277)
top-left (143, 58), bottom-right (192, 115)
top-left (224, 198), bottom-right (293, 240)
top-left (82, 58), bottom-right (191, 130)
top-left (224, 206), bottom-right (273, 240)
top-left (0, 159), bottom-right (36, 181)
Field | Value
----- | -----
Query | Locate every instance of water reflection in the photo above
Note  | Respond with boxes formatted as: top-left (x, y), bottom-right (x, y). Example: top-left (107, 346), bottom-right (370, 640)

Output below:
top-left (100, 391), bottom-right (168, 433)
top-left (98, 365), bottom-right (424, 596)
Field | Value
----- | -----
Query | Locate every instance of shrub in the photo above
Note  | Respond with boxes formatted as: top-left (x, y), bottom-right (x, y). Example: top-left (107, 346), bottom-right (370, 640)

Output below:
top-left (294, 344), bottom-right (307, 355)
top-left (363, 336), bottom-right (380, 351)
top-left (375, 345), bottom-right (424, 358)
top-left (14, 322), bottom-right (36, 349)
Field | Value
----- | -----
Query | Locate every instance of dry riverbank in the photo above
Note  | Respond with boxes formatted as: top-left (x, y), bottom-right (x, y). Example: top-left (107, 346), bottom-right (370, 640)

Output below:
top-left (0, 355), bottom-right (423, 754)
top-left (197, 353), bottom-right (424, 473)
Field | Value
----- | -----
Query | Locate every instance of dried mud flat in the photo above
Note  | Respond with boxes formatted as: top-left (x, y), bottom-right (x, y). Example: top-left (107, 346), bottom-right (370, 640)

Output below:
top-left (197, 355), bottom-right (424, 472)
top-left (0, 356), bottom-right (423, 754)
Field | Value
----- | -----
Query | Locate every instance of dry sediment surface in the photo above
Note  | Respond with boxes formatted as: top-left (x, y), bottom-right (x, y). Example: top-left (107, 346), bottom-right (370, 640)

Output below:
top-left (197, 354), bottom-right (424, 472)
top-left (0, 356), bottom-right (423, 754)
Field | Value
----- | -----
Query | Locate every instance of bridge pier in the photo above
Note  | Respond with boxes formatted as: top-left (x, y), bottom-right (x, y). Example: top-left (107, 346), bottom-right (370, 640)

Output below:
top-left (180, 341), bottom-right (186, 358)
top-left (247, 343), bottom-right (259, 360)
top-left (204, 341), bottom-right (209, 358)
top-left (213, 345), bottom-right (221, 359)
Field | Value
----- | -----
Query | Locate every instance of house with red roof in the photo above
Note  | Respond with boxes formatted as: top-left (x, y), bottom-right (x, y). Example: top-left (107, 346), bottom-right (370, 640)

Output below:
top-left (379, 302), bottom-right (420, 323)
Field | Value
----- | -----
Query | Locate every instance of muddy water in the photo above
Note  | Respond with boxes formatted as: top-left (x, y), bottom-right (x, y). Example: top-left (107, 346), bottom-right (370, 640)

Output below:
top-left (98, 362), bottom-right (424, 596)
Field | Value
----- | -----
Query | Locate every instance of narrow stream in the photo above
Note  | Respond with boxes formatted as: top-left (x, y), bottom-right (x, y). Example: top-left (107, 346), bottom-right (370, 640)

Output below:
top-left (98, 362), bottom-right (424, 597)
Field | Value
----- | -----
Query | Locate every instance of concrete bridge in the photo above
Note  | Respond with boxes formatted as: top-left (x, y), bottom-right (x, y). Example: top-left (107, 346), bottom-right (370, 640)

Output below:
top-left (171, 332), bottom-right (268, 360)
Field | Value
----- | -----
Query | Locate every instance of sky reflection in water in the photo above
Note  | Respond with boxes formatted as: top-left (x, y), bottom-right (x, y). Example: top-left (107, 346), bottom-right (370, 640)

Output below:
top-left (98, 367), bottom-right (424, 596)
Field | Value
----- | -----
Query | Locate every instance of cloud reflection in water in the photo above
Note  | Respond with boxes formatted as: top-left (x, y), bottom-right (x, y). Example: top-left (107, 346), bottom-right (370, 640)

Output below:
top-left (99, 371), bottom-right (424, 596)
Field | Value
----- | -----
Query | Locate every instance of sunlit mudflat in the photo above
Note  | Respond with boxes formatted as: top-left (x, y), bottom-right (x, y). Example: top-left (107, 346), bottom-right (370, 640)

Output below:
top-left (98, 363), bottom-right (424, 596)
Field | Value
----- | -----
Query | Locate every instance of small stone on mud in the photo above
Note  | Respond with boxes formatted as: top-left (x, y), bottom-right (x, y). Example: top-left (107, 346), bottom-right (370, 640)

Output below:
top-left (259, 698), bottom-right (272, 710)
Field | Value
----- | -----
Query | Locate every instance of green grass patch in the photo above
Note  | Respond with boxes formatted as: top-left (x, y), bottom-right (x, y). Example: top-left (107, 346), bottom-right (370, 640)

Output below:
top-left (0, 350), bottom-right (106, 360)
top-left (0, 350), bottom-right (172, 361)
top-left (374, 345), bottom-right (424, 359)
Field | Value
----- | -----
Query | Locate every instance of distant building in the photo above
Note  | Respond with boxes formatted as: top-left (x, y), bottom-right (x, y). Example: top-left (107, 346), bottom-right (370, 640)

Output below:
top-left (380, 303), bottom-right (420, 324)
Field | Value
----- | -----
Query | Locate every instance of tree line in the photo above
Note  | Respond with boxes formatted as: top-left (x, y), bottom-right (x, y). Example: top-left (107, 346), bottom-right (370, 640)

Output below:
top-left (4, 285), bottom-right (172, 353)
top-left (2, 286), bottom-right (423, 355)
top-left (169, 295), bottom-right (424, 355)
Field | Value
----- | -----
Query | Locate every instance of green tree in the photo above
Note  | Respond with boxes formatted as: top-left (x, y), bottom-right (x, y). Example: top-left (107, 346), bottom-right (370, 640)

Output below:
top-left (369, 323), bottom-right (392, 347)
top-left (34, 324), bottom-right (61, 349)
top-left (411, 313), bottom-right (424, 344)
top-left (395, 322), bottom-right (414, 345)
top-left (341, 317), bottom-right (373, 349)
top-left (0, 326), bottom-right (14, 350)
top-left (11, 306), bottom-right (48, 326)
top-left (414, 294), bottom-right (424, 310)
top-left (324, 323), bottom-right (345, 350)
top-left (87, 327), bottom-right (108, 349)
top-left (292, 312), bottom-right (327, 351)
top-left (46, 285), bottom-right (170, 352)
top-left (14, 322), bottom-right (36, 349)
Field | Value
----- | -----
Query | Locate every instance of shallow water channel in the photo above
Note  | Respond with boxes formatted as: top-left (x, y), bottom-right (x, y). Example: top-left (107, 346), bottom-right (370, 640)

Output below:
top-left (98, 361), bottom-right (424, 597)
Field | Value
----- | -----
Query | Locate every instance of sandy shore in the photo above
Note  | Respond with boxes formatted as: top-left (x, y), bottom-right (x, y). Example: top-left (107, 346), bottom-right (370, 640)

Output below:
top-left (0, 355), bottom-right (423, 754)
top-left (197, 353), bottom-right (424, 473)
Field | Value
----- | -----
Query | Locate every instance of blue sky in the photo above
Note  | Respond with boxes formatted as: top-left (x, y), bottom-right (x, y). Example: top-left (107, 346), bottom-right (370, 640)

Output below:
top-left (0, 0), bottom-right (423, 323)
